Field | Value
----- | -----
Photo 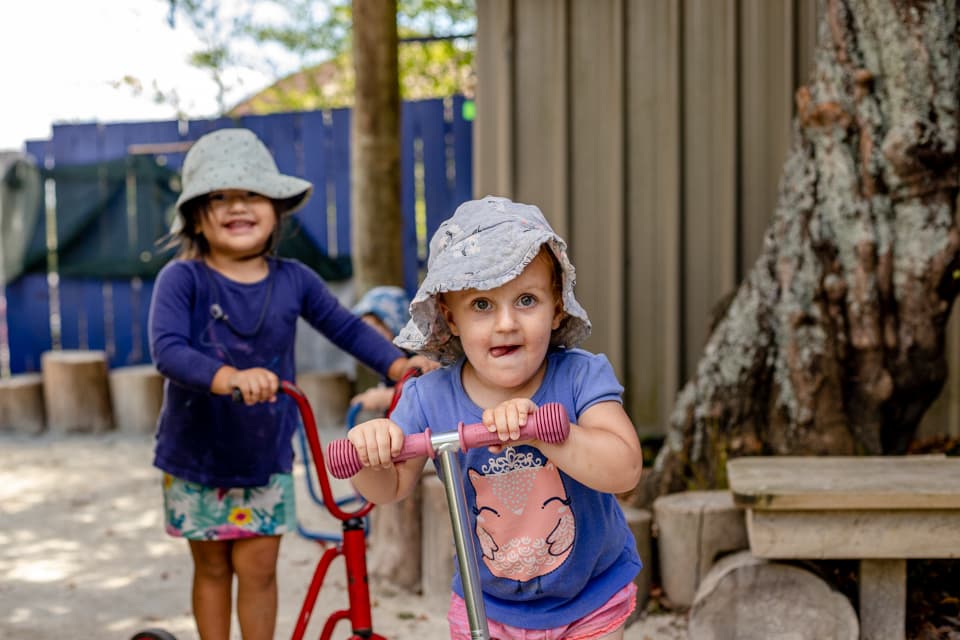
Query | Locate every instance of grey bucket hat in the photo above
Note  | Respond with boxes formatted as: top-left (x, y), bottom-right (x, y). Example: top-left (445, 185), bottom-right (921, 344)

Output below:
top-left (395, 195), bottom-right (591, 364)
top-left (175, 128), bottom-right (313, 216)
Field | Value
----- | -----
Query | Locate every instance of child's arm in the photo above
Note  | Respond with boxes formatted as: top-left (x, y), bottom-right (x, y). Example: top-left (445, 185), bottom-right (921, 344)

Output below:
top-left (483, 398), bottom-right (642, 494)
top-left (345, 417), bottom-right (427, 504)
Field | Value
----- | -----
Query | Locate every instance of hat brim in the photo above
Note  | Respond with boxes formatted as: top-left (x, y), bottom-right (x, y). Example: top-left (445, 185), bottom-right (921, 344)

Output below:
top-left (175, 170), bottom-right (313, 215)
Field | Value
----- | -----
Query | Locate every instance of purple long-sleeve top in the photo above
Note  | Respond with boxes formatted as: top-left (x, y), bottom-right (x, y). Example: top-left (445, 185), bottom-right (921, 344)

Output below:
top-left (149, 257), bottom-right (405, 487)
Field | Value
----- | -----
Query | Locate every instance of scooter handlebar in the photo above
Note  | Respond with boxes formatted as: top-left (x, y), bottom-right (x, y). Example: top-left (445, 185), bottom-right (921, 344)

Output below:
top-left (325, 403), bottom-right (570, 480)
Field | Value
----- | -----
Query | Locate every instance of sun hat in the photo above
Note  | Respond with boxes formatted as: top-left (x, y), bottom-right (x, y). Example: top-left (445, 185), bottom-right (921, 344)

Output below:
top-left (175, 128), bottom-right (313, 217)
top-left (352, 286), bottom-right (411, 337)
top-left (395, 195), bottom-right (591, 364)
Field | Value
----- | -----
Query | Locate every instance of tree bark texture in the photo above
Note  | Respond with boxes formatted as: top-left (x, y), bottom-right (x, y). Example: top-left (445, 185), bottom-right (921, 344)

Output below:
top-left (351, 0), bottom-right (403, 294)
top-left (641, 0), bottom-right (960, 504)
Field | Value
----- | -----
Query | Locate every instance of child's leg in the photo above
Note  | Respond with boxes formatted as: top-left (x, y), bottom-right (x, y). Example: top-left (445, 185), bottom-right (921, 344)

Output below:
top-left (232, 534), bottom-right (282, 640)
top-left (188, 539), bottom-right (234, 640)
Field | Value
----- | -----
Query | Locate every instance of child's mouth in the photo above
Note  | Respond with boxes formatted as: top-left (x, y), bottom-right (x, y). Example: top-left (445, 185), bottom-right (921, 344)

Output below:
top-left (490, 345), bottom-right (519, 357)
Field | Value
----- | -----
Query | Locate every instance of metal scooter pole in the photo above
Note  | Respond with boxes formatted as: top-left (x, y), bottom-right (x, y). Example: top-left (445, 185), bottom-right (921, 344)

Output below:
top-left (435, 443), bottom-right (490, 640)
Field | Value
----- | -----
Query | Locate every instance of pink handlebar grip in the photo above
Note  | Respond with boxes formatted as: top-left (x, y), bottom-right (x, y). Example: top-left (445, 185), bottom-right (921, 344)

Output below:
top-left (325, 403), bottom-right (570, 480)
top-left (458, 403), bottom-right (569, 451)
top-left (326, 429), bottom-right (433, 480)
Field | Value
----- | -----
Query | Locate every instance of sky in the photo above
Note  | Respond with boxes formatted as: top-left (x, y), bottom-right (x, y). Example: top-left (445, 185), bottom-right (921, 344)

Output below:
top-left (0, 1), bottom-right (288, 151)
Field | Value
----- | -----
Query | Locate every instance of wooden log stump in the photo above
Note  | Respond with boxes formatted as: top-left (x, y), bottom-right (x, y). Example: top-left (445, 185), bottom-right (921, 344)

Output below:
top-left (421, 470), bottom-right (455, 598)
top-left (109, 364), bottom-right (164, 434)
top-left (621, 505), bottom-right (653, 612)
top-left (0, 373), bottom-right (46, 434)
top-left (689, 550), bottom-right (858, 639)
top-left (652, 490), bottom-right (748, 607)
top-left (368, 476), bottom-right (423, 592)
top-left (41, 350), bottom-right (113, 434)
top-left (297, 371), bottom-right (353, 428)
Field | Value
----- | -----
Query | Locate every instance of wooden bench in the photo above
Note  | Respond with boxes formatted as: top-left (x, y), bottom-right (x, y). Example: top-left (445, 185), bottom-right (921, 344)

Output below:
top-left (727, 456), bottom-right (960, 640)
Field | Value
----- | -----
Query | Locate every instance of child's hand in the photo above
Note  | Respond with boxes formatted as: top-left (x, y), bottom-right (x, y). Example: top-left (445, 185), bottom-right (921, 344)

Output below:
top-left (482, 398), bottom-right (539, 452)
top-left (228, 367), bottom-right (279, 405)
top-left (350, 387), bottom-right (395, 413)
top-left (406, 354), bottom-right (441, 374)
top-left (347, 418), bottom-right (406, 469)
top-left (387, 354), bottom-right (440, 381)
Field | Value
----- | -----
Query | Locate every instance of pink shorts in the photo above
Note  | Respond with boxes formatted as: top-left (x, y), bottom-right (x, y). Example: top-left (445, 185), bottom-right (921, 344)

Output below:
top-left (447, 582), bottom-right (637, 640)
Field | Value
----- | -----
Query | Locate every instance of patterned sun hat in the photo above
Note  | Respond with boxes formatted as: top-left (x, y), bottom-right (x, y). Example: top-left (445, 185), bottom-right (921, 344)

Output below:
top-left (175, 128), bottom-right (313, 216)
top-left (395, 195), bottom-right (591, 364)
top-left (352, 286), bottom-right (411, 337)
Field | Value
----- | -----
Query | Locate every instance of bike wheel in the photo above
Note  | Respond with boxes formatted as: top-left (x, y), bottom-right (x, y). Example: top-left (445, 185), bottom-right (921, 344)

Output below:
top-left (130, 629), bottom-right (178, 640)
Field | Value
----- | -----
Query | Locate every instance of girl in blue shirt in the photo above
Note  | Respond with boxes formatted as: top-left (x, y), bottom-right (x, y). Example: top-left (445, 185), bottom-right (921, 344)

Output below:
top-left (346, 196), bottom-right (644, 640)
top-left (149, 128), bottom-right (432, 640)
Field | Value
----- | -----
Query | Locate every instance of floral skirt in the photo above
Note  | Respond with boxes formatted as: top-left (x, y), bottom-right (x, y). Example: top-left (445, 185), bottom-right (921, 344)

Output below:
top-left (162, 472), bottom-right (297, 540)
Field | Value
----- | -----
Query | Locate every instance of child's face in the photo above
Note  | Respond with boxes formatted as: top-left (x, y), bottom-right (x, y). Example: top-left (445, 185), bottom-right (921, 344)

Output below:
top-left (197, 189), bottom-right (277, 260)
top-left (440, 252), bottom-right (563, 397)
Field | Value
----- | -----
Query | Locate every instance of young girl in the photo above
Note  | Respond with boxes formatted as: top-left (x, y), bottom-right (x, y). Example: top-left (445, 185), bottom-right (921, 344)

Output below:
top-left (148, 127), bottom-right (431, 640)
top-left (346, 196), bottom-right (644, 640)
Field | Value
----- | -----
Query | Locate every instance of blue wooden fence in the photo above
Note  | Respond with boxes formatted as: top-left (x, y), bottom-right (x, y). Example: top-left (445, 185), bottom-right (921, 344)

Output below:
top-left (5, 96), bottom-right (473, 375)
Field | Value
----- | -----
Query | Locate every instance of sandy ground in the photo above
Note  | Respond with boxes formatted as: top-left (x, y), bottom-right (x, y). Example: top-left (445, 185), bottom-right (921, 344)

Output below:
top-left (0, 430), bottom-right (687, 640)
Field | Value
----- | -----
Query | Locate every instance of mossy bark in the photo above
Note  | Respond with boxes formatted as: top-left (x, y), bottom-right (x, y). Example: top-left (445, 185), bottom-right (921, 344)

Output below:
top-left (639, 0), bottom-right (960, 505)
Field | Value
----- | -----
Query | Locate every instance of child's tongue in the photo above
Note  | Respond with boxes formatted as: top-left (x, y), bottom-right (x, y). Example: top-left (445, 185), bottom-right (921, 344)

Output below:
top-left (490, 345), bottom-right (517, 357)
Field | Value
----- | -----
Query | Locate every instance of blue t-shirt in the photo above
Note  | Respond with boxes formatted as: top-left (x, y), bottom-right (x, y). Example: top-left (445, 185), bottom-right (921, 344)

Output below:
top-left (149, 257), bottom-right (404, 487)
top-left (389, 348), bottom-right (642, 629)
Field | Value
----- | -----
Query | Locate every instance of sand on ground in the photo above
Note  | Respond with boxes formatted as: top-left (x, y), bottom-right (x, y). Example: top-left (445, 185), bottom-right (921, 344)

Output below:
top-left (0, 430), bottom-right (687, 640)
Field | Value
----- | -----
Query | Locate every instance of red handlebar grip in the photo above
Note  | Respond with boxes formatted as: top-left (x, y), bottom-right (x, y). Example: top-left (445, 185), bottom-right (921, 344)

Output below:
top-left (459, 402), bottom-right (569, 450)
top-left (325, 403), bottom-right (570, 479)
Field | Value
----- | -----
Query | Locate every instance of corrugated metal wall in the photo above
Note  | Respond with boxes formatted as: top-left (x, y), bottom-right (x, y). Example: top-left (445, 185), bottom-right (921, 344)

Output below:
top-left (473, 0), bottom-right (959, 438)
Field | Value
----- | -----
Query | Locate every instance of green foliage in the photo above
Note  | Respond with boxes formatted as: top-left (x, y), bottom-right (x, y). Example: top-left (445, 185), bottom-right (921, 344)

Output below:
top-left (161, 0), bottom-right (475, 115)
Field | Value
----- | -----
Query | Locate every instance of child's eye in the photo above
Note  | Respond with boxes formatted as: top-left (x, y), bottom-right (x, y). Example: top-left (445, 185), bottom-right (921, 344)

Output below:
top-left (517, 294), bottom-right (537, 308)
top-left (209, 193), bottom-right (226, 201)
top-left (471, 299), bottom-right (492, 312)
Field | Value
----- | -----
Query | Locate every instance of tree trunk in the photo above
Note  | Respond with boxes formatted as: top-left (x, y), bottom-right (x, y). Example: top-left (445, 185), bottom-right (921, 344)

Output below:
top-left (351, 0), bottom-right (402, 295)
top-left (639, 0), bottom-right (960, 504)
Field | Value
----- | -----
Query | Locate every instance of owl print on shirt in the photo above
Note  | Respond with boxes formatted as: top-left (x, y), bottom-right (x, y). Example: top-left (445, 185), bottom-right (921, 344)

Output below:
top-left (468, 447), bottom-right (574, 582)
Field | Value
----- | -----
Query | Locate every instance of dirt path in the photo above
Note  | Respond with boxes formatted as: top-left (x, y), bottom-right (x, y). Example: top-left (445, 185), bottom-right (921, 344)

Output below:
top-left (0, 432), bottom-right (687, 640)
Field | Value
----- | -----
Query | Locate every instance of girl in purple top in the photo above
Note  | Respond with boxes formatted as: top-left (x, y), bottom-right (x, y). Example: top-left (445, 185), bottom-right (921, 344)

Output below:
top-left (346, 197), bottom-right (644, 639)
top-left (148, 128), bottom-right (433, 640)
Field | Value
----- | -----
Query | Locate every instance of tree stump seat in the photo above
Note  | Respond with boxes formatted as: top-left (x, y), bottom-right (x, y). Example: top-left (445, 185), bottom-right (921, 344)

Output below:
top-left (41, 350), bottom-right (113, 434)
top-left (109, 364), bottom-right (164, 434)
top-left (652, 489), bottom-right (749, 608)
top-left (0, 372), bottom-right (45, 434)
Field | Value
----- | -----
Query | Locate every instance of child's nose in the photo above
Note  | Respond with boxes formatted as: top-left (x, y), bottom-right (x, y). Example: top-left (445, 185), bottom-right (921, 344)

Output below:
top-left (494, 307), bottom-right (518, 330)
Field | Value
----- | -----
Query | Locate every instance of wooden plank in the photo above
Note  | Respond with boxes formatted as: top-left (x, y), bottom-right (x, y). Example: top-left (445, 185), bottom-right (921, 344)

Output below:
top-left (746, 509), bottom-right (960, 558)
top-left (513, 0), bottom-right (568, 236)
top-left (728, 456), bottom-right (960, 510)
top-left (299, 110), bottom-right (332, 254)
top-left (4, 274), bottom-right (51, 374)
top-left (626, 0), bottom-right (681, 434)
top-left (681, 0), bottom-right (738, 381)
top-left (738, 0), bottom-right (794, 276)
top-left (400, 101), bottom-right (420, 292)
top-left (569, 0), bottom-right (624, 375)
top-left (794, 0), bottom-right (819, 89)
top-left (473, 0), bottom-right (514, 198)
top-left (416, 99), bottom-right (454, 236)
top-left (450, 95), bottom-right (474, 205)
top-left (330, 107), bottom-right (352, 258)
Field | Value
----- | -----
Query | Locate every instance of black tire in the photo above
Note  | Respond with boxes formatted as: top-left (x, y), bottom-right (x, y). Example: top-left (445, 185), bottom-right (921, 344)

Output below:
top-left (130, 629), bottom-right (179, 640)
